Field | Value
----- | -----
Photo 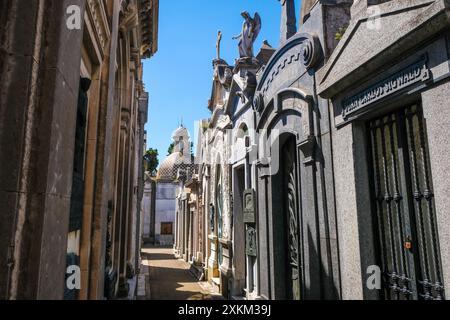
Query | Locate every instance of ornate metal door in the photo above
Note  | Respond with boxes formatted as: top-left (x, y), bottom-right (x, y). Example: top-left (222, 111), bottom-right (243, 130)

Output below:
top-left (282, 137), bottom-right (301, 300)
top-left (368, 104), bottom-right (445, 300)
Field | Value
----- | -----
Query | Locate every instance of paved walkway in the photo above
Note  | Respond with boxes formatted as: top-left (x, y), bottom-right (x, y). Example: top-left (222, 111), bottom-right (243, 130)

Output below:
top-left (140, 247), bottom-right (222, 300)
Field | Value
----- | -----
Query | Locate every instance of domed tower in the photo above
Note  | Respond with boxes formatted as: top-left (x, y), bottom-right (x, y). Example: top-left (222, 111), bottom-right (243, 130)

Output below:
top-left (172, 125), bottom-right (191, 159)
top-left (156, 125), bottom-right (193, 182)
top-left (150, 125), bottom-right (195, 247)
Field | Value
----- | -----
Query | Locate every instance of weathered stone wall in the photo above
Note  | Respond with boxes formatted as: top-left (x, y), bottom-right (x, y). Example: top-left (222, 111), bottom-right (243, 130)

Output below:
top-left (0, 0), bottom-right (85, 300)
top-left (0, 0), bottom-right (157, 300)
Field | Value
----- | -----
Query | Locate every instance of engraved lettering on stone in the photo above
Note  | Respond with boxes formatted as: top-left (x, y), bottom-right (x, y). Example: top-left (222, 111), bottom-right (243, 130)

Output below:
top-left (342, 58), bottom-right (430, 119)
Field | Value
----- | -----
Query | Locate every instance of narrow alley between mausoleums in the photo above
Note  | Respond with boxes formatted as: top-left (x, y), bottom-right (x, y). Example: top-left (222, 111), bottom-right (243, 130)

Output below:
top-left (137, 247), bottom-right (222, 300)
top-left (2, 0), bottom-right (450, 307)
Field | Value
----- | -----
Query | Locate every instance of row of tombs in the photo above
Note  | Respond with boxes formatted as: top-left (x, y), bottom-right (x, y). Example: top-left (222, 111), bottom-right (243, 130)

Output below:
top-left (142, 0), bottom-right (450, 300)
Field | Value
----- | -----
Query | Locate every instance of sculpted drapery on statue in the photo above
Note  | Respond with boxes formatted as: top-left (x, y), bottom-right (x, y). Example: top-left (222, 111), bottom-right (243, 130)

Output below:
top-left (233, 11), bottom-right (262, 58)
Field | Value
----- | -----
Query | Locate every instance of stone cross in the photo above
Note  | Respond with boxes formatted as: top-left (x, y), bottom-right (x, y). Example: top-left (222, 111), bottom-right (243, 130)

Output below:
top-left (216, 30), bottom-right (222, 60)
top-left (279, 0), bottom-right (297, 45)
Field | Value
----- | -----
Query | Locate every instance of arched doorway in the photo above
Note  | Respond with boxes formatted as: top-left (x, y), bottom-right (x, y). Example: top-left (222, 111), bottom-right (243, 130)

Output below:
top-left (281, 136), bottom-right (301, 300)
top-left (272, 134), bottom-right (302, 300)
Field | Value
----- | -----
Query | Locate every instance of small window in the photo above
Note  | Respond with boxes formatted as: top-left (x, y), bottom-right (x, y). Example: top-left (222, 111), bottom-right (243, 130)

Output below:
top-left (161, 222), bottom-right (173, 235)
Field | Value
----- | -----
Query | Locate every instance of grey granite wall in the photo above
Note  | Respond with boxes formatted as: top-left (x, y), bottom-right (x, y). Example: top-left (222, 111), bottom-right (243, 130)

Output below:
top-left (421, 80), bottom-right (450, 294)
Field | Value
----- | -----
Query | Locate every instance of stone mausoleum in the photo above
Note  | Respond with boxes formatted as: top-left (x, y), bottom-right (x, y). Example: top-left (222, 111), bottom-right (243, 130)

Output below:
top-left (178, 0), bottom-right (450, 300)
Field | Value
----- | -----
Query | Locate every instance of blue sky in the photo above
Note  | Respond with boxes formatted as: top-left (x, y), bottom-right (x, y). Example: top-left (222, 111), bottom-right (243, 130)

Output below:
top-left (143, 0), bottom-right (301, 164)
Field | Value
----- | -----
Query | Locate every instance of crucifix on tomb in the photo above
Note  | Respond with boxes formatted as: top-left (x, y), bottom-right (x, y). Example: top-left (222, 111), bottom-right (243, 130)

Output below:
top-left (216, 30), bottom-right (222, 60)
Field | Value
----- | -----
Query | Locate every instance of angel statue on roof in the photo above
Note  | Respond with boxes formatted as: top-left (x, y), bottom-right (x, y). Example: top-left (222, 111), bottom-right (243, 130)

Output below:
top-left (232, 11), bottom-right (262, 58)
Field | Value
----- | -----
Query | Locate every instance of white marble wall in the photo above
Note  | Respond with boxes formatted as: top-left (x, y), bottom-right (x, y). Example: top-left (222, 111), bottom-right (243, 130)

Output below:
top-left (142, 187), bottom-right (152, 239)
top-left (155, 182), bottom-right (177, 246)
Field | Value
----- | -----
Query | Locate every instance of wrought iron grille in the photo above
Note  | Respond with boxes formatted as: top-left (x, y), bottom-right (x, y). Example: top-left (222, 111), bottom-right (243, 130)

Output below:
top-left (367, 104), bottom-right (445, 300)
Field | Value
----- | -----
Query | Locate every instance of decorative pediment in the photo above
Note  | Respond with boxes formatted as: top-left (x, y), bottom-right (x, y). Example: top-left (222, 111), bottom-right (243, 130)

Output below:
top-left (318, 0), bottom-right (449, 98)
top-left (254, 32), bottom-right (321, 109)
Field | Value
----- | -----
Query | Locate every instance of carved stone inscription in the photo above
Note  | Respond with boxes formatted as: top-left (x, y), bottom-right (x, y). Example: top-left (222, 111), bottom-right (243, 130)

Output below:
top-left (342, 57), bottom-right (430, 119)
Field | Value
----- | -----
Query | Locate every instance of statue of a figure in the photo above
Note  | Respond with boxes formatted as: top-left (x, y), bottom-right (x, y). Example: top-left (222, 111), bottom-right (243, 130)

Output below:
top-left (232, 11), bottom-right (262, 58)
top-left (216, 30), bottom-right (222, 60)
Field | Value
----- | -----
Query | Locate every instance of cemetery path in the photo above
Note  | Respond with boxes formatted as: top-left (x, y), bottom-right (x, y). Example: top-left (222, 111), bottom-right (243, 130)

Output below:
top-left (140, 247), bottom-right (221, 300)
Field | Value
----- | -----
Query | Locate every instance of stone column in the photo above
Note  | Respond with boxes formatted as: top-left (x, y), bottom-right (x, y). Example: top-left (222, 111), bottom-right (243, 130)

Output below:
top-left (174, 202), bottom-right (178, 252)
top-left (118, 110), bottom-right (131, 297)
top-left (84, 0), bottom-right (122, 300)
top-left (135, 92), bottom-right (149, 275)
top-left (256, 167), bottom-right (270, 299)
top-left (189, 208), bottom-right (194, 262)
top-left (204, 172), bottom-right (211, 270)
top-left (113, 119), bottom-right (127, 290)
top-left (184, 200), bottom-right (190, 261)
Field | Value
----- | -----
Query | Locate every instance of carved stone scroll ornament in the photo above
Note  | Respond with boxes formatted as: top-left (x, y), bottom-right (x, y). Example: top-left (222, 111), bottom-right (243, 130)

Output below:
top-left (300, 35), bottom-right (320, 69)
